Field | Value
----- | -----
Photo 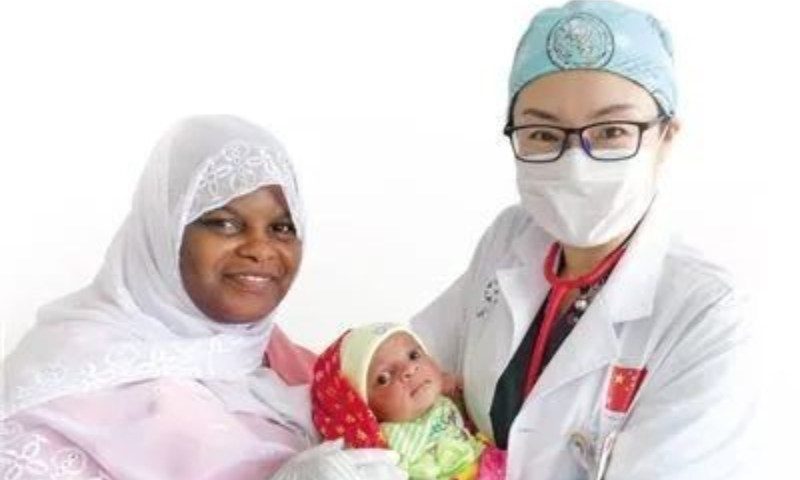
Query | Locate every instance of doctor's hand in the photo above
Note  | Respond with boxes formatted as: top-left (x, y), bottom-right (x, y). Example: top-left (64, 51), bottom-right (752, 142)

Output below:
top-left (441, 372), bottom-right (464, 402)
top-left (270, 439), bottom-right (408, 480)
top-left (442, 372), bottom-right (470, 421)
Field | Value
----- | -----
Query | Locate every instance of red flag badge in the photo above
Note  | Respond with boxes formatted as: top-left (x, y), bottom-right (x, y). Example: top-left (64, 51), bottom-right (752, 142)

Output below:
top-left (605, 365), bottom-right (647, 414)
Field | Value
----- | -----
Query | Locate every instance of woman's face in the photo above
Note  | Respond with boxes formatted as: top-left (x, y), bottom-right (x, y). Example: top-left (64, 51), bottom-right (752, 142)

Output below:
top-left (179, 185), bottom-right (302, 324)
top-left (511, 69), bottom-right (677, 165)
top-left (367, 333), bottom-right (443, 423)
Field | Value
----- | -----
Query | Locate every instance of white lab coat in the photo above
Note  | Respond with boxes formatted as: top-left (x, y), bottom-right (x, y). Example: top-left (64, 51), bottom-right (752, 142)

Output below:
top-left (411, 200), bottom-right (755, 480)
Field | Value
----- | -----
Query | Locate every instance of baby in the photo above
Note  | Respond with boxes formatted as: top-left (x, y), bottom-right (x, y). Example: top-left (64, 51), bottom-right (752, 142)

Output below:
top-left (311, 322), bottom-right (504, 480)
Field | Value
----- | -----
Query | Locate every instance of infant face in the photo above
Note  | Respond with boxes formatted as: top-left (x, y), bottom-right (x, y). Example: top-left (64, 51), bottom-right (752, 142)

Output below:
top-left (366, 332), bottom-right (443, 422)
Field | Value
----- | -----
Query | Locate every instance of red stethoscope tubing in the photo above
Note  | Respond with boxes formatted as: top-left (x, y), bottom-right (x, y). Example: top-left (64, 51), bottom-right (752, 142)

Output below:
top-left (522, 242), bottom-right (627, 397)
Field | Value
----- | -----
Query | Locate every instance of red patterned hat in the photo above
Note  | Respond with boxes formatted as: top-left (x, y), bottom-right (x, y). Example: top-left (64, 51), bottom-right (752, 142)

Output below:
top-left (311, 331), bottom-right (387, 448)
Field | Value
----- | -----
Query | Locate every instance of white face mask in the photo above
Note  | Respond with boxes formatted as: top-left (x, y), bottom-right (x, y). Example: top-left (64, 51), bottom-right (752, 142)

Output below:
top-left (515, 146), bottom-right (661, 247)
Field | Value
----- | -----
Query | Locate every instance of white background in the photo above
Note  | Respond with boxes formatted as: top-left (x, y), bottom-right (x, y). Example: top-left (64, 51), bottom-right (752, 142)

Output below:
top-left (1, 0), bottom-right (797, 475)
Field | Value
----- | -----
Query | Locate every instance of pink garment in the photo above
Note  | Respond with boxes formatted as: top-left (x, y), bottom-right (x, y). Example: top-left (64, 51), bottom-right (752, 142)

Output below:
top-left (264, 326), bottom-right (316, 386)
top-left (478, 445), bottom-right (508, 480)
top-left (1, 327), bottom-right (317, 480)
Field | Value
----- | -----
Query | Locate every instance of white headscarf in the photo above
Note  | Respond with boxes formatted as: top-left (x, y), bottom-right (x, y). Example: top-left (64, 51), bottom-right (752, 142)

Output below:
top-left (2, 115), bottom-right (313, 439)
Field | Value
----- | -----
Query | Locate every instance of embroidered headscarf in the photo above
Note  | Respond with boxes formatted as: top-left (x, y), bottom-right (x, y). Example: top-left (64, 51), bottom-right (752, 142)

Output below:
top-left (2, 115), bottom-right (312, 440)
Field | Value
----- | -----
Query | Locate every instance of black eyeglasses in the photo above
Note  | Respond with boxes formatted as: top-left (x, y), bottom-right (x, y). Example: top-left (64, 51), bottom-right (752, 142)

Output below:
top-left (503, 117), bottom-right (667, 163)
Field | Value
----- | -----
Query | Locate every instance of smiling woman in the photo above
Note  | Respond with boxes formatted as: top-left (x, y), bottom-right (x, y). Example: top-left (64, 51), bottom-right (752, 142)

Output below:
top-left (180, 185), bottom-right (303, 324)
top-left (0, 115), bottom-right (405, 480)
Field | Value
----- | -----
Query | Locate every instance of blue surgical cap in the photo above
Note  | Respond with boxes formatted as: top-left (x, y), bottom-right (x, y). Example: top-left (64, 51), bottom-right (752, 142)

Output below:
top-left (509, 0), bottom-right (676, 117)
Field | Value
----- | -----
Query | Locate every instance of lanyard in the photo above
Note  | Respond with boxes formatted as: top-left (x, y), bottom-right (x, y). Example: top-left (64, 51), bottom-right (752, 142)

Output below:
top-left (522, 242), bottom-right (627, 397)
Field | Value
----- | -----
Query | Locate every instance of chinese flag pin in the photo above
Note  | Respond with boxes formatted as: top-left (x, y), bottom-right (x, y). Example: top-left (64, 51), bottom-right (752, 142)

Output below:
top-left (606, 365), bottom-right (647, 414)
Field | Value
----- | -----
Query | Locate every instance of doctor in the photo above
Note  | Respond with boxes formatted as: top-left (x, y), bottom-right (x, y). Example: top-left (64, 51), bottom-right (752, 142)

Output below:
top-left (412, 1), bottom-right (754, 479)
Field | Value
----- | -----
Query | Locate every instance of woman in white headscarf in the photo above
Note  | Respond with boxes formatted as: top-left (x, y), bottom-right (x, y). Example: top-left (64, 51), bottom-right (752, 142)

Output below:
top-left (1, 115), bottom-right (405, 480)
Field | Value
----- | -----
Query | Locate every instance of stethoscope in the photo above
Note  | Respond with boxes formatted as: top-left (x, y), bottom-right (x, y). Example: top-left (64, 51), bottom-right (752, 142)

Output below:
top-left (527, 242), bottom-right (646, 479)
top-left (522, 243), bottom-right (627, 396)
top-left (569, 427), bottom-right (619, 480)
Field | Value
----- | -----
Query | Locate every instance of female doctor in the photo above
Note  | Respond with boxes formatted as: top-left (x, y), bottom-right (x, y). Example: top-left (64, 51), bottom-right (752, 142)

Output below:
top-left (411, 1), bottom-right (754, 479)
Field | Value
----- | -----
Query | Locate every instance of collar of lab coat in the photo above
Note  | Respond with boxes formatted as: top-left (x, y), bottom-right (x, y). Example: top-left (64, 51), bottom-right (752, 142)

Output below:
top-left (598, 197), bottom-right (672, 323)
top-left (504, 196), bottom-right (672, 324)
top-left (494, 197), bottom-right (672, 401)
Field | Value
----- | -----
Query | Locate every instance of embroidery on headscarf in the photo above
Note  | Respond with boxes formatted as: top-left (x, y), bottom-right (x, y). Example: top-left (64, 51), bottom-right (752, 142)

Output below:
top-left (187, 139), bottom-right (300, 225)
